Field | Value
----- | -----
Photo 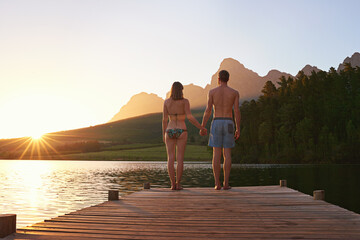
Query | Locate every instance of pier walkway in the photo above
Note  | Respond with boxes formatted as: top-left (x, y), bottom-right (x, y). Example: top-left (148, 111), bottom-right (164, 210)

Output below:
top-left (5, 186), bottom-right (360, 239)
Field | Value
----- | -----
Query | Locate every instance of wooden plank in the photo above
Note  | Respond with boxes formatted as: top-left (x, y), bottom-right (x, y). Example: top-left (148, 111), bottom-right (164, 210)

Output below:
top-left (6, 186), bottom-right (360, 240)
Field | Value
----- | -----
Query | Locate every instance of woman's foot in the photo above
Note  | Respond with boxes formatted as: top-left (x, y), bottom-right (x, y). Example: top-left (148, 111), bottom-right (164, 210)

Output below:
top-left (171, 184), bottom-right (176, 190)
top-left (214, 185), bottom-right (222, 190)
top-left (176, 183), bottom-right (183, 190)
top-left (223, 185), bottom-right (232, 190)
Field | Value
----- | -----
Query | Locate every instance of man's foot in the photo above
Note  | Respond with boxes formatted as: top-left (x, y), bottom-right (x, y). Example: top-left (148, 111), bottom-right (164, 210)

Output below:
top-left (214, 185), bottom-right (222, 190)
top-left (176, 183), bottom-right (183, 190)
top-left (223, 185), bottom-right (232, 190)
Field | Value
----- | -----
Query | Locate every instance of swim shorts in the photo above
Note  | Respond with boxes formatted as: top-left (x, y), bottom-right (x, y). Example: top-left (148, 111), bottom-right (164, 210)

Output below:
top-left (208, 118), bottom-right (235, 148)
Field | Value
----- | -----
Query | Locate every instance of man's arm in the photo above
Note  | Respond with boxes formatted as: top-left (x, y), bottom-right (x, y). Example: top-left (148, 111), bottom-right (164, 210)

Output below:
top-left (234, 91), bottom-right (241, 140)
top-left (201, 91), bottom-right (213, 128)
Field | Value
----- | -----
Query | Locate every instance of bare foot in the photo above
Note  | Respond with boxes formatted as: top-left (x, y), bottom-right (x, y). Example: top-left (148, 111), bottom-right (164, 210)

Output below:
top-left (171, 185), bottom-right (176, 190)
top-left (214, 185), bottom-right (222, 190)
top-left (176, 183), bottom-right (183, 190)
top-left (223, 185), bottom-right (232, 190)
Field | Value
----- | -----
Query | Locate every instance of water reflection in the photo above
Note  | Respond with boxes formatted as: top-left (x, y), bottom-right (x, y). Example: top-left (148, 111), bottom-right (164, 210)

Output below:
top-left (0, 160), bottom-right (359, 228)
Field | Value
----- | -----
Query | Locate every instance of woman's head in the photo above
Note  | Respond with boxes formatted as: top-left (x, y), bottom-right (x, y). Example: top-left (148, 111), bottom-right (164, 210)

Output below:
top-left (170, 81), bottom-right (184, 100)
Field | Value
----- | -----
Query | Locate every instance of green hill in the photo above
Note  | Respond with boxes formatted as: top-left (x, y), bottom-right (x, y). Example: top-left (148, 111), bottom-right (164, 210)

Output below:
top-left (0, 108), bottom-right (210, 160)
top-left (46, 107), bottom-right (207, 144)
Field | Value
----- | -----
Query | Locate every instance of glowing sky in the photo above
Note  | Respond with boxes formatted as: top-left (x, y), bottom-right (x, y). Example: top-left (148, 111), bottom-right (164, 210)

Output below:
top-left (1, 0), bottom-right (359, 139)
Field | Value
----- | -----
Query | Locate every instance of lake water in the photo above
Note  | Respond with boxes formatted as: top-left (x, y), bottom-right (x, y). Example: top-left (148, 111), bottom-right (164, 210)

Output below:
top-left (0, 160), bottom-right (359, 228)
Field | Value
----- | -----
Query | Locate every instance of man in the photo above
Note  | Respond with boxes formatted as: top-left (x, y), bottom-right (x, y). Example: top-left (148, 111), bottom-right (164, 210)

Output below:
top-left (200, 70), bottom-right (241, 190)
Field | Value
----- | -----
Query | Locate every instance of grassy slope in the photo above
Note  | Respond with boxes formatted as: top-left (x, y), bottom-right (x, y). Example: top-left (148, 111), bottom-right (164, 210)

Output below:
top-left (43, 108), bottom-right (209, 144)
top-left (0, 108), bottom-right (211, 160)
top-left (62, 145), bottom-right (212, 161)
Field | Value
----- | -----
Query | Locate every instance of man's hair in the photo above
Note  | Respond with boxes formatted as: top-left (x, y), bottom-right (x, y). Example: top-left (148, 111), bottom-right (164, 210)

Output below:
top-left (170, 81), bottom-right (184, 100)
top-left (219, 70), bottom-right (230, 82)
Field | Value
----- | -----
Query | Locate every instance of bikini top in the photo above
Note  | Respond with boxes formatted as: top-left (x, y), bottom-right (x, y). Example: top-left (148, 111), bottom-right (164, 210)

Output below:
top-left (168, 113), bottom-right (186, 126)
top-left (169, 113), bottom-right (185, 119)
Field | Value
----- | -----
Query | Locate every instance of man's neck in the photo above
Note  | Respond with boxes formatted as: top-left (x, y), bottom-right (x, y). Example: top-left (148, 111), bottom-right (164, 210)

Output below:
top-left (219, 81), bottom-right (228, 87)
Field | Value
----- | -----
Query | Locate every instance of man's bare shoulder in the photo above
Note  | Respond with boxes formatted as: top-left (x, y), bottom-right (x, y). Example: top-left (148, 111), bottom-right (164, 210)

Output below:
top-left (209, 86), bottom-right (221, 94)
top-left (228, 86), bottom-right (239, 94)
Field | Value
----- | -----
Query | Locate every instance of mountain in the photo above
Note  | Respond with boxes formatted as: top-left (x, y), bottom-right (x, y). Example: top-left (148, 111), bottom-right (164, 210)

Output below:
top-left (110, 52), bottom-right (359, 122)
top-left (299, 64), bottom-right (321, 76)
top-left (338, 52), bottom-right (360, 71)
top-left (109, 92), bottom-right (164, 122)
top-left (206, 58), bottom-right (262, 100)
top-left (166, 83), bottom-right (208, 109)
top-left (110, 58), bottom-right (293, 122)
top-left (206, 59), bottom-right (292, 100)
top-left (263, 69), bottom-right (292, 83)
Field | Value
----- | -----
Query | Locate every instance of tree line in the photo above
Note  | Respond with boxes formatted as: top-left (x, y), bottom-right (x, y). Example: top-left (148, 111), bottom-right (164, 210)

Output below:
top-left (233, 64), bottom-right (360, 164)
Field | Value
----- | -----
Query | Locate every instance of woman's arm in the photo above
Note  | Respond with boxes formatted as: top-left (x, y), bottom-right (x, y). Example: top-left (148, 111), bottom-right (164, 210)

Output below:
top-left (162, 101), bottom-right (168, 143)
top-left (184, 99), bottom-right (205, 131)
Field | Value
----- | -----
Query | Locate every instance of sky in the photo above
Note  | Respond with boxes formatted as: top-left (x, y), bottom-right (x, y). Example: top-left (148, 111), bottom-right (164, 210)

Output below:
top-left (1, 0), bottom-right (360, 139)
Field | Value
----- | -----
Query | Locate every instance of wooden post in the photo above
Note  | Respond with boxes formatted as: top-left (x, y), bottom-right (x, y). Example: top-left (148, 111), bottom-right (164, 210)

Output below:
top-left (313, 190), bottom-right (325, 200)
top-left (108, 190), bottom-right (119, 201)
top-left (279, 180), bottom-right (287, 187)
top-left (0, 214), bottom-right (16, 238)
top-left (144, 182), bottom-right (151, 189)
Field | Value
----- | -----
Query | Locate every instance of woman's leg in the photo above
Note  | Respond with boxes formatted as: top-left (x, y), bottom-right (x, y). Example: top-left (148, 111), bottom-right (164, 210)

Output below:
top-left (165, 134), bottom-right (176, 190)
top-left (175, 132), bottom-right (187, 190)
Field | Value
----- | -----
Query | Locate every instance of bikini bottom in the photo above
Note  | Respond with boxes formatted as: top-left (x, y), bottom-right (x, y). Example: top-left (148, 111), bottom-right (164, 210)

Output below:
top-left (166, 129), bottom-right (187, 139)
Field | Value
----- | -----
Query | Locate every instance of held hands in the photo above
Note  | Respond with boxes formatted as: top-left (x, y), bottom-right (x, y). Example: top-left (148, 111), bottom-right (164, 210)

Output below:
top-left (234, 130), bottom-right (240, 140)
top-left (199, 127), bottom-right (207, 136)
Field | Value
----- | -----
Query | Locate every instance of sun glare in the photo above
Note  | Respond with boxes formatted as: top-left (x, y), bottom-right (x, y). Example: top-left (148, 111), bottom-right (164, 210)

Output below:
top-left (31, 133), bottom-right (43, 140)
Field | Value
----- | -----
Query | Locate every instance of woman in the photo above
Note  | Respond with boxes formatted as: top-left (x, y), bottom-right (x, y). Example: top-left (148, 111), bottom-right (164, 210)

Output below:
top-left (162, 82), bottom-right (206, 190)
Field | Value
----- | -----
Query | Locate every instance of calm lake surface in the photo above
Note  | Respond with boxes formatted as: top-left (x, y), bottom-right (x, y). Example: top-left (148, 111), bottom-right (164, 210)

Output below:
top-left (0, 160), bottom-right (359, 228)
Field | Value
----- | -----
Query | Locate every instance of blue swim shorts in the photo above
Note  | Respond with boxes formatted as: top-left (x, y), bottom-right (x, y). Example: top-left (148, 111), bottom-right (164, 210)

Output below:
top-left (208, 118), bottom-right (235, 148)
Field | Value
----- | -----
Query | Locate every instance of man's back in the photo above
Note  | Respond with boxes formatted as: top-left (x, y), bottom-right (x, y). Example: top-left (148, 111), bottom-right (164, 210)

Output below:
top-left (200, 69), bottom-right (241, 190)
top-left (210, 85), bottom-right (239, 118)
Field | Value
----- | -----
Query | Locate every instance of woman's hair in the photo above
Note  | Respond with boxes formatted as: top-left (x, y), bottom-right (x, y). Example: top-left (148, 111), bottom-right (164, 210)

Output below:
top-left (170, 81), bottom-right (184, 100)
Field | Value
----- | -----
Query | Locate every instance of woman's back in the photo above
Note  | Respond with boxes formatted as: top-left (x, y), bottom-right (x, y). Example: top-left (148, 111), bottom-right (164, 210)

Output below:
top-left (164, 98), bottom-right (187, 129)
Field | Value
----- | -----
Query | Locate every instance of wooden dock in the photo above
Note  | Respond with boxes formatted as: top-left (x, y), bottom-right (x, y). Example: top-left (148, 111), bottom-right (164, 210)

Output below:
top-left (5, 186), bottom-right (360, 239)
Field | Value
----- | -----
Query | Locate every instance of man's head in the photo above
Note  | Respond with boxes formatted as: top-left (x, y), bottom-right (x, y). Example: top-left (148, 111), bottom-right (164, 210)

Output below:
top-left (218, 70), bottom-right (230, 83)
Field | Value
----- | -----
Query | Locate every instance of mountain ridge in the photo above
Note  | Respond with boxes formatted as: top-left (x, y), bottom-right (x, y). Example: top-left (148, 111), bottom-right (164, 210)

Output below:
top-left (109, 52), bottom-right (360, 122)
top-left (109, 92), bottom-right (164, 122)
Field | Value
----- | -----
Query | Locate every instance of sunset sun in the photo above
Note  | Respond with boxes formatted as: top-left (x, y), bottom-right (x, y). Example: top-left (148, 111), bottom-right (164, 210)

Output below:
top-left (30, 133), bottom-right (44, 140)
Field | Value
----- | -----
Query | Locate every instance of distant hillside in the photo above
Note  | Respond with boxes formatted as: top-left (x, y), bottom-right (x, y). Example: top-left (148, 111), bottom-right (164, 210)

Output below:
top-left (0, 108), bottom-right (207, 151)
top-left (234, 59), bottom-right (360, 164)
top-left (60, 108), bottom-right (206, 143)
top-left (206, 58), bottom-right (292, 101)
top-left (109, 92), bottom-right (164, 122)
top-left (338, 52), bottom-right (360, 71)
top-left (299, 64), bottom-right (321, 76)
top-left (51, 112), bottom-right (164, 143)
top-left (165, 83), bottom-right (208, 109)
top-left (0, 107), bottom-right (212, 160)
top-left (109, 52), bottom-right (360, 123)
top-left (111, 58), bottom-right (293, 122)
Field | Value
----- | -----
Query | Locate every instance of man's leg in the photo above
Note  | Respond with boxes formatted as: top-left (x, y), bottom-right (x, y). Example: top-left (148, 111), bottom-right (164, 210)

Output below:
top-left (223, 148), bottom-right (232, 189)
top-left (212, 147), bottom-right (222, 190)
